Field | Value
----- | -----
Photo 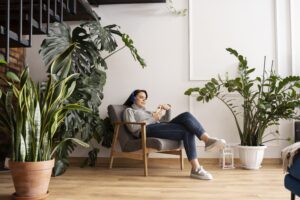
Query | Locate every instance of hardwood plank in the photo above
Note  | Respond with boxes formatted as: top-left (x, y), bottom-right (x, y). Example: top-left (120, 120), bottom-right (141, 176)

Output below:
top-left (0, 159), bottom-right (289, 200)
top-left (67, 157), bottom-right (282, 167)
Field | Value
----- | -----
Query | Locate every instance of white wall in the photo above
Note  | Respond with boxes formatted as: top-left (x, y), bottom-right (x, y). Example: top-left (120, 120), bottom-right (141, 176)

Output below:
top-left (189, 0), bottom-right (276, 80)
top-left (291, 0), bottom-right (300, 75)
top-left (26, 0), bottom-right (298, 159)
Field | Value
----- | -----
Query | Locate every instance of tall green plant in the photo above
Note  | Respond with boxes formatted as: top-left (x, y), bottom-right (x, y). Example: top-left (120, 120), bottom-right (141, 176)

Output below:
top-left (40, 17), bottom-right (145, 175)
top-left (0, 66), bottom-right (90, 162)
top-left (185, 48), bottom-right (300, 146)
top-left (0, 58), bottom-right (10, 168)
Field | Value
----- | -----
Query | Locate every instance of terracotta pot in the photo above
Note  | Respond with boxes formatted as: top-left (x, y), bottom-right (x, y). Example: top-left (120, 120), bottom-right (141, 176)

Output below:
top-left (9, 159), bottom-right (54, 199)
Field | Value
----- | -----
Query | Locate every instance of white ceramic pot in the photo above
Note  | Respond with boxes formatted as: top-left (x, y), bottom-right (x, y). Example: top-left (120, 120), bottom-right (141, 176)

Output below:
top-left (237, 145), bottom-right (267, 170)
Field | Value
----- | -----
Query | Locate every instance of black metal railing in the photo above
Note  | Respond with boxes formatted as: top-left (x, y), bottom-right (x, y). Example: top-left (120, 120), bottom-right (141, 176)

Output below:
top-left (0, 0), bottom-right (94, 63)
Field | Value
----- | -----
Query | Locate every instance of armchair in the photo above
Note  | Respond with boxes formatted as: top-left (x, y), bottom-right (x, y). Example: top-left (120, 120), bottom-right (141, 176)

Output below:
top-left (284, 153), bottom-right (300, 200)
top-left (107, 105), bottom-right (184, 176)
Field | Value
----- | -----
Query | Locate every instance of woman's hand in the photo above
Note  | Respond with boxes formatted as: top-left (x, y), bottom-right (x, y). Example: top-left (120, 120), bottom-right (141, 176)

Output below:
top-left (158, 104), bottom-right (171, 111)
top-left (152, 112), bottom-right (162, 121)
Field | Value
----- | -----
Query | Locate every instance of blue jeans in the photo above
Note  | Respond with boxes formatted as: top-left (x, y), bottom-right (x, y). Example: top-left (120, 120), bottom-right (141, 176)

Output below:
top-left (146, 112), bottom-right (206, 161)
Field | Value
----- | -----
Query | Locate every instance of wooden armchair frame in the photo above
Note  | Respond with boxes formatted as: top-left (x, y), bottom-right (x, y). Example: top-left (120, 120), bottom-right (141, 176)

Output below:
top-left (109, 121), bottom-right (184, 176)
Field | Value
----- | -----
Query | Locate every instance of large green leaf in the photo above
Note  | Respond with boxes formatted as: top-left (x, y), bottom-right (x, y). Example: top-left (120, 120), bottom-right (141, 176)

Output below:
top-left (39, 22), bottom-right (72, 67)
top-left (49, 44), bottom-right (75, 79)
top-left (25, 120), bottom-right (32, 161)
top-left (20, 134), bottom-right (26, 162)
top-left (33, 103), bottom-right (41, 161)
top-left (6, 72), bottom-right (20, 83)
top-left (0, 59), bottom-right (7, 64)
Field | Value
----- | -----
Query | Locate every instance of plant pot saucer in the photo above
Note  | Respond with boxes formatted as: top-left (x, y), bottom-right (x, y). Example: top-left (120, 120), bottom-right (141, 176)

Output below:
top-left (12, 191), bottom-right (49, 200)
top-left (240, 165), bottom-right (262, 170)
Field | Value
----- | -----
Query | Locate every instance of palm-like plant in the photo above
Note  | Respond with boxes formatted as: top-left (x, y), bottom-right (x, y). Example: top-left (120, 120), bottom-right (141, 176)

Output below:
top-left (185, 48), bottom-right (300, 146)
top-left (0, 62), bottom-right (90, 162)
top-left (39, 15), bottom-right (145, 175)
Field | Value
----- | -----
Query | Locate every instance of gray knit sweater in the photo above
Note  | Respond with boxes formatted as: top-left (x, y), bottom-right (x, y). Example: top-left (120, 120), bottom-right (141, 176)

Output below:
top-left (123, 104), bottom-right (171, 137)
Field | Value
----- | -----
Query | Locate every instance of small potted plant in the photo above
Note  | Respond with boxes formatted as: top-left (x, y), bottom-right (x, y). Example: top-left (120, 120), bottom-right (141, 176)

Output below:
top-left (0, 59), bottom-right (90, 199)
top-left (185, 48), bottom-right (300, 169)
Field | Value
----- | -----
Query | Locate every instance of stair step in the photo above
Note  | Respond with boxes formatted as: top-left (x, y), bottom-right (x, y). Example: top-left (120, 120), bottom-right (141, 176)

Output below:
top-left (0, 0), bottom-right (97, 62)
top-left (87, 0), bottom-right (166, 5)
top-left (0, 26), bottom-right (30, 48)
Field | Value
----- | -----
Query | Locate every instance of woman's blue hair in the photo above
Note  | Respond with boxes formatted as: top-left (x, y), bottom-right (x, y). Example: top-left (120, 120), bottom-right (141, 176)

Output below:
top-left (129, 92), bottom-right (135, 103)
top-left (123, 89), bottom-right (148, 107)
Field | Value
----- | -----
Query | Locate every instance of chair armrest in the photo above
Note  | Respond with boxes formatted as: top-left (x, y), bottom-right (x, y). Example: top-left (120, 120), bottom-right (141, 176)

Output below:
top-left (113, 121), bottom-right (147, 137)
top-left (114, 121), bottom-right (146, 126)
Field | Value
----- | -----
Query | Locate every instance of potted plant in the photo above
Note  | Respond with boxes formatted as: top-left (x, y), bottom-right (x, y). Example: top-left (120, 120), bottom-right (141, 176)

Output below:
top-left (39, 15), bottom-right (145, 175)
top-left (0, 55), bottom-right (90, 199)
top-left (185, 48), bottom-right (300, 169)
top-left (0, 58), bottom-right (10, 170)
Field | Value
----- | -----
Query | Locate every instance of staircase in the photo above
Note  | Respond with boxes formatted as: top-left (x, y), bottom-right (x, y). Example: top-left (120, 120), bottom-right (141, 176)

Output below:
top-left (88, 0), bottom-right (166, 5)
top-left (0, 0), bottom-right (97, 62)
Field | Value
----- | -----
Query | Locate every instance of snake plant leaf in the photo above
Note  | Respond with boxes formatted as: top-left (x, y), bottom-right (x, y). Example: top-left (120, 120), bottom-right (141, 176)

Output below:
top-left (50, 138), bottom-right (89, 158)
top-left (12, 85), bottom-right (20, 100)
top-left (65, 81), bottom-right (76, 99)
top-left (34, 103), bottom-right (41, 161)
top-left (5, 91), bottom-right (13, 123)
top-left (62, 104), bottom-right (91, 113)
top-left (42, 131), bottom-right (49, 160)
top-left (20, 134), bottom-right (26, 162)
top-left (25, 119), bottom-right (32, 161)
top-left (49, 44), bottom-right (75, 78)
top-left (50, 113), bottom-right (59, 137)
top-left (20, 67), bottom-right (29, 87)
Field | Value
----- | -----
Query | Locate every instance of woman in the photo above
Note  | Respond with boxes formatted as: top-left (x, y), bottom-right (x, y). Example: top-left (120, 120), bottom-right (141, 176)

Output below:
top-left (123, 89), bottom-right (226, 180)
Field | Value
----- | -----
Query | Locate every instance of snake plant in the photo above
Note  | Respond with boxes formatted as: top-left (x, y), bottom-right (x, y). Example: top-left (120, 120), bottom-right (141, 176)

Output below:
top-left (0, 61), bottom-right (91, 162)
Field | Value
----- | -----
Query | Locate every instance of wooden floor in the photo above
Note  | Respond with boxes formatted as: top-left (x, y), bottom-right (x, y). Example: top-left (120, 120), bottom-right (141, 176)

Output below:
top-left (0, 159), bottom-right (290, 200)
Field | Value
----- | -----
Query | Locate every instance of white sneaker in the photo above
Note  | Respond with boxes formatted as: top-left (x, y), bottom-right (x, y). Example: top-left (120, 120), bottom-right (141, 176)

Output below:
top-left (190, 166), bottom-right (213, 180)
top-left (205, 138), bottom-right (226, 152)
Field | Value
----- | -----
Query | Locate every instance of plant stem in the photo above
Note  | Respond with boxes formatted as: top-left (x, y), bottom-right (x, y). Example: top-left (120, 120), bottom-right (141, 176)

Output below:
top-left (103, 45), bottom-right (126, 60)
top-left (216, 95), bottom-right (243, 139)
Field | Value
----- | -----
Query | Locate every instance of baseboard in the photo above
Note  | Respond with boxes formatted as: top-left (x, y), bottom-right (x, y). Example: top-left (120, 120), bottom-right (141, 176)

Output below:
top-left (68, 157), bottom-right (282, 168)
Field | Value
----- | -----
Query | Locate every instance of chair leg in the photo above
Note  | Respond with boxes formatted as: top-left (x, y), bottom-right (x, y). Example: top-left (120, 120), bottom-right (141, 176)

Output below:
top-left (109, 156), bottom-right (114, 169)
top-left (291, 192), bottom-right (295, 200)
top-left (109, 124), bottom-right (120, 169)
top-left (180, 149), bottom-right (184, 170)
top-left (143, 153), bottom-right (148, 176)
top-left (141, 124), bottom-right (148, 176)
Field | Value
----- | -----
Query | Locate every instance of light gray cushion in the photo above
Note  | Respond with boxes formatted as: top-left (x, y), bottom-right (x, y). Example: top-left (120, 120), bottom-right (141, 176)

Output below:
top-left (107, 105), bottom-right (181, 152)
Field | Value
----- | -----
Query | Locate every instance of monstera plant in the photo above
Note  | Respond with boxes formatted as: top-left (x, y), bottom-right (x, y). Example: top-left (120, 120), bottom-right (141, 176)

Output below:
top-left (39, 12), bottom-right (146, 175)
